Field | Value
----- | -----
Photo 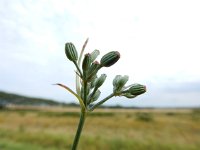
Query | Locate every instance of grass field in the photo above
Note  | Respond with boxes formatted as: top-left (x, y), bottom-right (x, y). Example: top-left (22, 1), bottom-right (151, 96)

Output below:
top-left (0, 106), bottom-right (200, 150)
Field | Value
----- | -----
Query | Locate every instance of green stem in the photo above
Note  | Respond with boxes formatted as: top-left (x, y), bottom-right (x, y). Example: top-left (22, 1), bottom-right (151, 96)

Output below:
top-left (83, 81), bottom-right (87, 105)
top-left (88, 93), bottom-right (115, 111)
top-left (74, 61), bottom-right (83, 78)
top-left (71, 109), bottom-right (86, 150)
top-left (87, 87), bottom-right (97, 105)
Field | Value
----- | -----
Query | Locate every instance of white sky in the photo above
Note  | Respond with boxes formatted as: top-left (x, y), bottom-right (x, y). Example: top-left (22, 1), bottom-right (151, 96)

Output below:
top-left (0, 0), bottom-right (200, 107)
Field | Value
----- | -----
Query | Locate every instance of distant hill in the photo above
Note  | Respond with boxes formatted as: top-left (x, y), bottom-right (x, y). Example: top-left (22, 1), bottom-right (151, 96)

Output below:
top-left (1, 91), bottom-right (196, 109)
top-left (0, 91), bottom-right (135, 109)
top-left (0, 91), bottom-right (145, 109)
top-left (0, 91), bottom-right (67, 106)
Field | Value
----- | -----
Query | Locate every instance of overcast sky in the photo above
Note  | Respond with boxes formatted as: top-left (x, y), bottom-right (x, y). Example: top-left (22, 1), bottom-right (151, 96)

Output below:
top-left (0, 0), bottom-right (200, 107)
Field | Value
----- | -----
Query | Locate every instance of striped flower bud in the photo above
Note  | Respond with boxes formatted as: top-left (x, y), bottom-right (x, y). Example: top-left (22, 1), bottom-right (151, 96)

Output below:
top-left (89, 61), bottom-right (100, 71)
top-left (94, 74), bottom-right (107, 89)
top-left (90, 49), bottom-right (100, 62)
top-left (122, 93), bottom-right (136, 99)
top-left (90, 75), bottom-right (97, 89)
top-left (82, 53), bottom-right (91, 77)
top-left (100, 51), bottom-right (120, 67)
top-left (65, 42), bottom-right (78, 62)
top-left (128, 84), bottom-right (146, 96)
top-left (87, 61), bottom-right (101, 80)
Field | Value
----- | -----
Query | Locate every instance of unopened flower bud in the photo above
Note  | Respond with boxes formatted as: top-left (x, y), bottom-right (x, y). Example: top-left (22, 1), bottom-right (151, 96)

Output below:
top-left (65, 42), bottom-right (78, 62)
top-left (113, 75), bottom-right (129, 92)
top-left (94, 74), bottom-right (107, 89)
top-left (80, 83), bottom-right (91, 99)
top-left (117, 75), bottom-right (129, 90)
top-left (90, 75), bottom-right (97, 89)
top-left (90, 49), bottom-right (100, 62)
top-left (100, 51), bottom-right (120, 67)
top-left (82, 53), bottom-right (91, 76)
top-left (90, 61), bottom-right (100, 70)
top-left (113, 75), bottom-right (121, 87)
top-left (122, 93), bottom-right (136, 99)
top-left (88, 61), bottom-right (100, 79)
top-left (89, 89), bottom-right (101, 103)
top-left (128, 84), bottom-right (146, 96)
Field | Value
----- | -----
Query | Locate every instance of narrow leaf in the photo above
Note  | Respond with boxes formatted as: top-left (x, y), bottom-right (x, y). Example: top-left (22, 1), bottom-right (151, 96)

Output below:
top-left (54, 83), bottom-right (86, 110)
top-left (76, 38), bottom-right (89, 95)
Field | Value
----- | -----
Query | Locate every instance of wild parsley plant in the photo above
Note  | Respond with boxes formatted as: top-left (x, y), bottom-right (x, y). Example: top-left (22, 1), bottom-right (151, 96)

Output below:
top-left (56, 39), bottom-right (146, 150)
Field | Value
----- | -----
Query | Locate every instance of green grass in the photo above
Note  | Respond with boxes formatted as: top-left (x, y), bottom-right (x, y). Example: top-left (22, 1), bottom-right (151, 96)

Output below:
top-left (0, 139), bottom-right (57, 150)
top-left (0, 107), bottom-right (200, 150)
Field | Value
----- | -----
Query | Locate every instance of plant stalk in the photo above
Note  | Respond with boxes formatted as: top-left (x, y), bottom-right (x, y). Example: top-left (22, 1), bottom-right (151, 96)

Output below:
top-left (83, 81), bottom-right (88, 105)
top-left (71, 109), bottom-right (86, 150)
top-left (74, 61), bottom-right (83, 78)
top-left (88, 93), bottom-right (115, 111)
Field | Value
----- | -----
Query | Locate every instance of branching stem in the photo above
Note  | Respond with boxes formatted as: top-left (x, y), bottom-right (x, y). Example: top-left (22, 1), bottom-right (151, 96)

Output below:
top-left (88, 93), bottom-right (115, 111)
top-left (74, 61), bottom-right (83, 78)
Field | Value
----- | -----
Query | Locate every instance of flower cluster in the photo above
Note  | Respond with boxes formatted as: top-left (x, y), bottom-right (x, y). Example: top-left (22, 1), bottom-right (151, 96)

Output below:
top-left (57, 39), bottom-right (146, 150)
top-left (64, 40), bottom-right (146, 110)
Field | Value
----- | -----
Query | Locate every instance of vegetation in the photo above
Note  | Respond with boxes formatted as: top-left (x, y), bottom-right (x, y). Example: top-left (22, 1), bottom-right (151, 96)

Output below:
top-left (0, 90), bottom-right (147, 110)
top-left (0, 107), bottom-right (199, 150)
top-left (0, 91), bottom-right (67, 106)
top-left (135, 112), bottom-right (154, 122)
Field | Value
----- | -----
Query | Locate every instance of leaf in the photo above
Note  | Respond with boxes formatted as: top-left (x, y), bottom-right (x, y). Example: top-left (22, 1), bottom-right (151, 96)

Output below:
top-left (54, 83), bottom-right (86, 110)
top-left (76, 38), bottom-right (89, 96)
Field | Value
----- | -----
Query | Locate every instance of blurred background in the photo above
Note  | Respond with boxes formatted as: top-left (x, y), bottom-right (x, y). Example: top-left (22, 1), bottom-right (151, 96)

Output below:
top-left (0, 0), bottom-right (200, 150)
top-left (0, 0), bottom-right (200, 107)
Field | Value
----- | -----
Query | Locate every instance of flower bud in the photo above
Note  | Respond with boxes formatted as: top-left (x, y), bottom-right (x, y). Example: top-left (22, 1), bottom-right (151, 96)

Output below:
top-left (117, 75), bottom-right (129, 90)
top-left (122, 93), bottom-right (136, 99)
top-left (113, 75), bottom-right (129, 92)
top-left (65, 42), bottom-right (78, 62)
top-left (128, 84), bottom-right (146, 96)
top-left (100, 51), bottom-right (120, 67)
top-left (89, 89), bottom-right (101, 103)
top-left (82, 53), bottom-right (91, 77)
top-left (94, 74), bottom-right (107, 89)
top-left (113, 75), bottom-right (121, 88)
top-left (89, 61), bottom-right (100, 71)
top-left (80, 83), bottom-right (91, 99)
top-left (90, 75), bottom-right (97, 89)
top-left (90, 49), bottom-right (100, 62)
top-left (87, 61), bottom-right (101, 80)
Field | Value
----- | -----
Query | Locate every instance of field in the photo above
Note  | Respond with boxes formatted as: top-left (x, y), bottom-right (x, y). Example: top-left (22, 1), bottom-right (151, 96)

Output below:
top-left (0, 106), bottom-right (200, 150)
